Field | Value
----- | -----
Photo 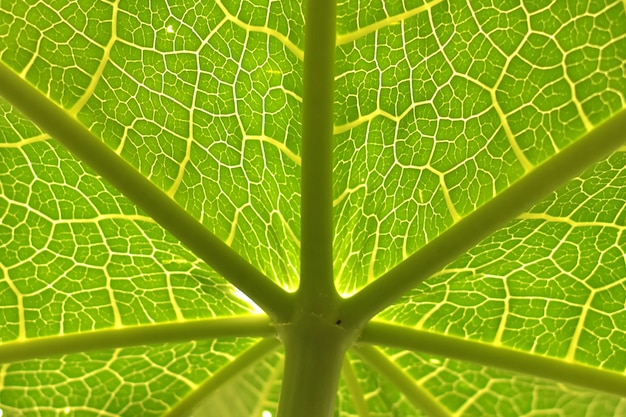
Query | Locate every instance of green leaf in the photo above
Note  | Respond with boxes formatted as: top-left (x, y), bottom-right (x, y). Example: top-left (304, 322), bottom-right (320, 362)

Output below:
top-left (1, 0), bottom-right (625, 416)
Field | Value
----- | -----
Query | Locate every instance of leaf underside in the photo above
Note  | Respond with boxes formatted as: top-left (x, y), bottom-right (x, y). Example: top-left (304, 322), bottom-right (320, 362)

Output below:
top-left (0, 0), bottom-right (626, 416)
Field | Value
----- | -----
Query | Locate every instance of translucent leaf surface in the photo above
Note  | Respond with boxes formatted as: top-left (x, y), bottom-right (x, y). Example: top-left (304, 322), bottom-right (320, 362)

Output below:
top-left (0, 0), bottom-right (304, 290)
top-left (0, 339), bottom-right (259, 417)
top-left (332, 0), bottom-right (626, 293)
top-left (378, 151), bottom-right (626, 370)
top-left (0, 0), bottom-right (625, 416)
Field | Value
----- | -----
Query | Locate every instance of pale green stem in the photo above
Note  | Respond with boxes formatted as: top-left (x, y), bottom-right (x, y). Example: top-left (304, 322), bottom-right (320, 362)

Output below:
top-left (352, 345), bottom-right (452, 417)
top-left (361, 321), bottom-right (626, 398)
top-left (0, 62), bottom-right (293, 322)
top-left (0, 316), bottom-right (274, 364)
top-left (276, 314), bottom-right (358, 417)
top-left (298, 0), bottom-right (341, 313)
top-left (342, 355), bottom-right (371, 417)
top-left (340, 108), bottom-right (626, 326)
top-left (164, 337), bottom-right (281, 417)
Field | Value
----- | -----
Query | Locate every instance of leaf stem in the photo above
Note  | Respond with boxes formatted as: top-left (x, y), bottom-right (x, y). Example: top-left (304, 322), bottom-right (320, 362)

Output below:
top-left (298, 0), bottom-right (340, 312)
top-left (164, 337), bottom-right (281, 417)
top-left (361, 321), bottom-right (626, 398)
top-left (276, 313), bottom-right (357, 417)
top-left (352, 345), bottom-right (452, 417)
top-left (0, 316), bottom-right (274, 364)
top-left (0, 62), bottom-right (294, 322)
top-left (340, 107), bottom-right (626, 325)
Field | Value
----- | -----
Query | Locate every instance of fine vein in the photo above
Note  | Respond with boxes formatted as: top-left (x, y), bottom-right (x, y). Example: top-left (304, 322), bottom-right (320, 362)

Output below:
top-left (0, 61), bottom-right (294, 321)
top-left (340, 107), bottom-right (626, 325)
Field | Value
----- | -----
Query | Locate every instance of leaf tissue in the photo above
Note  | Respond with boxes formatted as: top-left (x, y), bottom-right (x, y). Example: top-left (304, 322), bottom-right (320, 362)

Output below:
top-left (0, 0), bottom-right (626, 416)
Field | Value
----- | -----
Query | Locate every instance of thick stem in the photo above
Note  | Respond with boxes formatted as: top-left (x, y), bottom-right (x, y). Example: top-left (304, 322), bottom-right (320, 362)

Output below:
top-left (276, 314), bottom-right (356, 417)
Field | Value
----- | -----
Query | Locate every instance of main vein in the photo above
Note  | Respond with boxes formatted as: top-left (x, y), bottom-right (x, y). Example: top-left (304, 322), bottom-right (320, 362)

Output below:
top-left (163, 337), bottom-right (280, 417)
top-left (353, 345), bottom-right (452, 417)
top-left (298, 0), bottom-right (340, 313)
top-left (361, 321), bottom-right (626, 398)
top-left (0, 316), bottom-right (274, 364)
